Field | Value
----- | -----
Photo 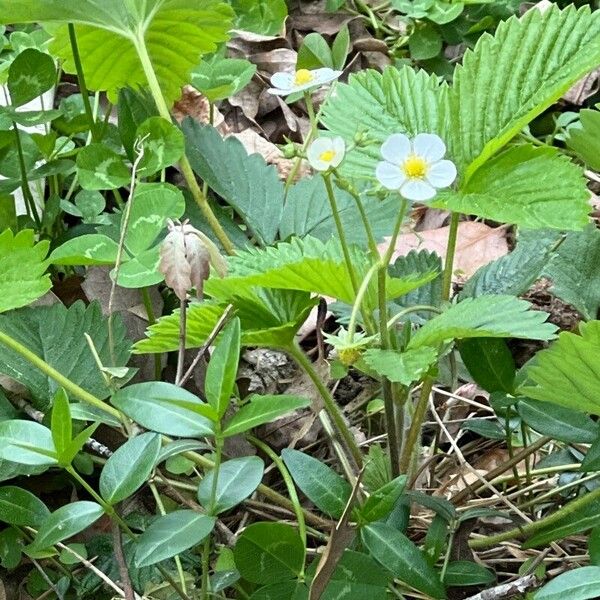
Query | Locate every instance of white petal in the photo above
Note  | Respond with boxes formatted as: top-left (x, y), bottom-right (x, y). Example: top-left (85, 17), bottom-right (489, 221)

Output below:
top-left (311, 159), bottom-right (330, 172)
top-left (267, 87), bottom-right (291, 96)
top-left (376, 161), bottom-right (406, 190)
top-left (426, 160), bottom-right (457, 189)
top-left (400, 179), bottom-right (436, 201)
top-left (312, 68), bottom-right (343, 85)
top-left (332, 136), bottom-right (346, 155)
top-left (412, 133), bottom-right (446, 162)
top-left (307, 138), bottom-right (333, 168)
top-left (270, 72), bottom-right (294, 90)
top-left (381, 134), bottom-right (411, 164)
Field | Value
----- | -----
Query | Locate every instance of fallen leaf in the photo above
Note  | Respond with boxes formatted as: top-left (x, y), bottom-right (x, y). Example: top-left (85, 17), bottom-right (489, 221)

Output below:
top-left (563, 68), bottom-right (600, 105)
top-left (172, 86), bottom-right (228, 132)
top-left (381, 221), bottom-right (509, 281)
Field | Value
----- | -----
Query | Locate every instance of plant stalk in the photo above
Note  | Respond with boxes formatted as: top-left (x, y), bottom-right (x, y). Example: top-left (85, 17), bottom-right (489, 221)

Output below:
top-left (441, 212), bottom-right (459, 301)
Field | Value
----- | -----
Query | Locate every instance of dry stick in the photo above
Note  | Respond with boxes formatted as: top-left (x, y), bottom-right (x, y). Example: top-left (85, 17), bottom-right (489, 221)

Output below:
top-left (178, 304), bottom-right (234, 387)
top-left (108, 137), bottom-right (147, 365)
top-left (451, 436), bottom-right (551, 505)
top-left (462, 574), bottom-right (539, 600)
top-left (112, 521), bottom-right (135, 600)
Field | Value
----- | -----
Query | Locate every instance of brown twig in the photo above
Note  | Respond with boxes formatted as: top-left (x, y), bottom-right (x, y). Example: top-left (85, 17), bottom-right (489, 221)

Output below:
top-left (112, 521), bottom-right (135, 600)
top-left (463, 574), bottom-right (539, 600)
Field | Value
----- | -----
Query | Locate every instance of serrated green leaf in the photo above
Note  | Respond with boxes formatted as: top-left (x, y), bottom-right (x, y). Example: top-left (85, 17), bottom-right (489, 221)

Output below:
top-left (0, 301), bottom-right (130, 410)
top-left (521, 321), bottom-right (600, 416)
top-left (433, 145), bottom-right (589, 230)
top-left (321, 66), bottom-right (446, 178)
top-left (282, 449), bottom-right (351, 519)
top-left (567, 108), bottom-right (600, 170)
top-left (0, 229), bottom-right (51, 314)
top-left (280, 176), bottom-right (399, 246)
top-left (223, 395), bottom-right (310, 437)
top-left (135, 510), bottom-right (216, 567)
top-left (231, 0), bottom-right (288, 35)
top-left (362, 347), bottom-right (437, 386)
top-left (1, 0), bottom-right (234, 107)
top-left (450, 5), bottom-right (600, 179)
top-left (183, 121), bottom-right (283, 245)
top-left (542, 226), bottom-right (600, 320)
top-left (409, 296), bottom-right (556, 349)
top-left (191, 55), bottom-right (256, 102)
top-left (100, 432), bottom-right (161, 505)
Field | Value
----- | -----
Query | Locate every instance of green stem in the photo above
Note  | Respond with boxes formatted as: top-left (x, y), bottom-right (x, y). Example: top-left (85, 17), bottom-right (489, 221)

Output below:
top-left (304, 91), bottom-right (318, 138)
top-left (386, 305), bottom-right (442, 331)
top-left (347, 262), bottom-right (380, 341)
top-left (378, 199), bottom-right (408, 478)
top-left (0, 330), bottom-right (123, 421)
top-left (141, 287), bottom-right (162, 381)
top-left (13, 123), bottom-right (41, 228)
top-left (287, 342), bottom-right (363, 468)
top-left (250, 436), bottom-right (307, 577)
top-left (134, 35), bottom-right (235, 255)
top-left (399, 376), bottom-right (434, 476)
top-left (68, 24), bottom-right (97, 141)
top-left (469, 481), bottom-right (600, 549)
top-left (323, 173), bottom-right (360, 294)
top-left (441, 212), bottom-right (459, 301)
top-left (201, 435), bottom-right (223, 600)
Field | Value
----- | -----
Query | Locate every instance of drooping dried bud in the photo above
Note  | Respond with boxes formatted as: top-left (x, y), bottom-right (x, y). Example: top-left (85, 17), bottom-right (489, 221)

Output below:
top-left (159, 219), bottom-right (226, 301)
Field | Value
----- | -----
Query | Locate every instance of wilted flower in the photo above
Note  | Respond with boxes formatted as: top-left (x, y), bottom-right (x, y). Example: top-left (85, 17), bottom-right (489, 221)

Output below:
top-left (159, 220), bottom-right (227, 301)
top-left (268, 67), bottom-right (342, 96)
top-left (307, 137), bottom-right (345, 171)
top-left (375, 133), bottom-right (457, 201)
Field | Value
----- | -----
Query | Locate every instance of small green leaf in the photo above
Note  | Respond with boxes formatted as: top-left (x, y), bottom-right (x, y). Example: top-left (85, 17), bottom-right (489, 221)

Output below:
top-left (581, 438), bottom-right (600, 472)
top-left (100, 432), bottom-right (161, 505)
top-left (297, 33), bottom-right (333, 70)
top-left (282, 449), bottom-right (351, 519)
top-left (0, 229), bottom-right (51, 314)
top-left (223, 395), bottom-right (310, 437)
top-left (49, 234), bottom-right (119, 266)
top-left (443, 561), bottom-right (495, 587)
top-left (233, 522), bottom-right (304, 584)
top-left (8, 48), bottom-right (55, 107)
top-left (197, 456), bottom-right (264, 515)
top-left (205, 318), bottom-right (241, 418)
top-left (135, 510), bottom-right (216, 567)
top-left (362, 347), bottom-right (437, 386)
top-left (360, 476), bottom-right (407, 523)
top-left (0, 420), bottom-right (57, 465)
top-left (567, 108), bottom-right (600, 170)
top-left (361, 522), bottom-right (446, 599)
top-left (331, 25), bottom-right (350, 70)
top-left (409, 23), bottom-right (442, 60)
top-left (232, 0), bottom-right (288, 35)
top-left (0, 486), bottom-right (50, 527)
top-left (31, 502), bottom-right (104, 550)
top-left (76, 144), bottom-right (130, 190)
top-left (458, 338), bottom-right (515, 393)
top-left (136, 117), bottom-right (185, 176)
top-left (190, 55), bottom-right (256, 102)
top-left (51, 388), bottom-right (72, 464)
top-left (534, 566), bottom-right (600, 600)
top-left (111, 382), bottom-right (214, 438)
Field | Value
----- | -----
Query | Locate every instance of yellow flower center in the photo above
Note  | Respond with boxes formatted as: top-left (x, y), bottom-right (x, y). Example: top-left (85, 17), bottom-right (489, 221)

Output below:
top-left (294, 69), bottom-right (315, 86)
top-left (402, 155), bottom-right (428, 179)
top-left (319, 149), bottom-right (336, 163)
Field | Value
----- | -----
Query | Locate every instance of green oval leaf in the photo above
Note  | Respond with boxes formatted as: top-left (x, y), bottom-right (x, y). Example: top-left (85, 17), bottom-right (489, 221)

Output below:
top-left (443, 561), bottom-right (495, 587)
top-left (111, 382), bottom-right (214, 437)
top-left (76, 144), bottom-right (130, 190)
top-left (534, 566), bottom-right (600, 600)
top-left (361, 522), bottom-right (446, 599)
top-left (0, 486), bottom-right (50, 527)
top-left (0, 420), bottom-right (57, 465)
top-left (233, 522), bottom-right (304, 585)
top-left (197, 456), bottom-right (264, 515)
top-left (134, 510), bottom-right (216, 567)
top-left (31, 501), bottom-right (104, 550)
top-left (100, 432), bottom-right (161, 505)
top-left (281, 449), bottom-right (351, 519)
top-left (360, 475), bottom-right (407, 523)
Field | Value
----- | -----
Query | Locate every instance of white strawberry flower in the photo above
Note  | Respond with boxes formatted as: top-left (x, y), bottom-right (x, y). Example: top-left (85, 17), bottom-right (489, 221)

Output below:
top-left (375, 133), bottom-right (457, 201)
top-left (268, 67), bottom-right (342, 96)
top-left (307, 137), bottom-right (345, 171)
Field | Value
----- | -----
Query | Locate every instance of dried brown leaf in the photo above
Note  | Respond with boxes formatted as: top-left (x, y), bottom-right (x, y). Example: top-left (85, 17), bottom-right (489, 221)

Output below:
top-left (159, 227), bottom-right (191, 301)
